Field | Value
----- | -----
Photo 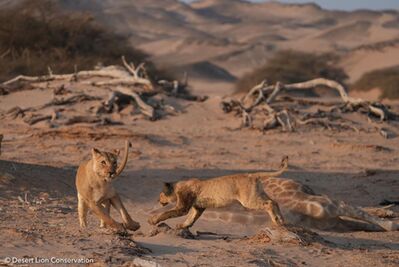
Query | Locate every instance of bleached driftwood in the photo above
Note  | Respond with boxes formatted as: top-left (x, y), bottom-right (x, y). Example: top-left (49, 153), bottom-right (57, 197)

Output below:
top-left (2, 57), bottom-right (207, 126)
top-left (2, 56), bottom-right (153, 91)
top-left (108, 87), bottom-right (156, 120)
top-left (24, 114), bottom-right (53, 125)
top-left (223, 78), bottom-right (399, 133)
top-left (3, 67), bottom-right (117, 85)
top-left (249, 78), bottom-right (394, 120)
top-left (43, 94), bottom-right (101, 108)
top-left (5, 106), bottom-right (31, 119)
top-left (5, 92), bottom-right (101, 125)
top-left (7, 94), bottom-right (100, 118)
top-left (87, 56), bottom-right (153, 90)
top-left (158, 72), bottom-right (208, 102)
top-left (61, 116), bottom-right (122, 126)
top-left (52, 84), bottom-right (70, 95)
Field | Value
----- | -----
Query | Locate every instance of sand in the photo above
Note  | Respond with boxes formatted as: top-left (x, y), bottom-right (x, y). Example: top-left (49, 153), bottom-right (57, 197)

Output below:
top-left (0, 77), bottom-right (399, 266)
top-left (0, 1), bottom-right (399, 266)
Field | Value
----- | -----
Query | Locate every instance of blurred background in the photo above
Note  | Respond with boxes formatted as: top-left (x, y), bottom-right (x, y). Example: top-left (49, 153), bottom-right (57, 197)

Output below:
top-left (0, 0), bottom-right (398, 98)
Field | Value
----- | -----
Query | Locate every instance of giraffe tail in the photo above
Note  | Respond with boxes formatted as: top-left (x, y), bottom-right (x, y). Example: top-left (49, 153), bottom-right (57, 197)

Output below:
top-left (258, 156), bottom-right (289, 177)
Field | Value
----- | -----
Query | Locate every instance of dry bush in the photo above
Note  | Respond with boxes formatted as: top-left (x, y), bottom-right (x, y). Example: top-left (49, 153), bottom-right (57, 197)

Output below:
top-left (235, 50), bottom-right (348, 93)
top-left (0, 0), bottom-right (172, 83)
top-left (352, 66), bottom-right (399, 99)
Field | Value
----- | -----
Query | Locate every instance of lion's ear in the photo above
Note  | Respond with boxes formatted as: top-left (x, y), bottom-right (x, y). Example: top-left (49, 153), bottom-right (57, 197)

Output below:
top-left (91, 148), bottom-right (101, 158)
top-left (162, 182), bottom-right (174, 196)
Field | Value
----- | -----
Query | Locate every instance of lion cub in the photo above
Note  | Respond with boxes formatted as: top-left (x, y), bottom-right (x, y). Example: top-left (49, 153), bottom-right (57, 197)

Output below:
top-left (75, 140), bottom-right (140, 232)
top-left (148, 157), bottom-right (288, 230)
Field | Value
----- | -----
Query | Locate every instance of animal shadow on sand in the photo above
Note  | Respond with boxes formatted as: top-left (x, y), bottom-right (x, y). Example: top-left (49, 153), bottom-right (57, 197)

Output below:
top-left (127, 167), bottom-right (399, 250)
top-left (1, 160), bottom-right (398, 253)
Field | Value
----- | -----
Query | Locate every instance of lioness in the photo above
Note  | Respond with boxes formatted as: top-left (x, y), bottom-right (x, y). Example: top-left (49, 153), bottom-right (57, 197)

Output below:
top-left (148, 157), bottom-right (288, 230)
top-left (75, 140), bottom-right (140, 232)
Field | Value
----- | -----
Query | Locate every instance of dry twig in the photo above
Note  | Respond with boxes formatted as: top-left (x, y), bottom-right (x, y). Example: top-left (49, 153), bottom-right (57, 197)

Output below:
top-left (222, 78), bottom-right (399, 133)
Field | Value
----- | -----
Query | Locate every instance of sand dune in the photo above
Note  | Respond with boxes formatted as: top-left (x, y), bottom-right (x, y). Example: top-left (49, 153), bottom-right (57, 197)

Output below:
top-left (53, 0), bottom-right (398, 89)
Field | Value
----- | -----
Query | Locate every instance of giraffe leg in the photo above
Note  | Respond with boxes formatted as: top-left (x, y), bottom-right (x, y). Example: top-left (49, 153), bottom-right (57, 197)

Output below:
top-left (337, 201), bottom-right (398, 231)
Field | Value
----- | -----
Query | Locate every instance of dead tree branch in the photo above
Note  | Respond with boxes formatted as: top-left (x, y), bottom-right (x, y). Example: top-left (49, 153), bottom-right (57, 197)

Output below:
top-left (100, 88), bottom-right (156, 120)
top-left (61, 116), bottom-right (122, 126)
top-left (23, 114), bottom-right (53, 125)
top-left (158, 72), bottom-right (207, 102)
top-left (2, 56), bottom-right (154, 91)
top-left (1, 56), bottom-right (210, 127)
top-left (222, 78), bottom-right (399, 133)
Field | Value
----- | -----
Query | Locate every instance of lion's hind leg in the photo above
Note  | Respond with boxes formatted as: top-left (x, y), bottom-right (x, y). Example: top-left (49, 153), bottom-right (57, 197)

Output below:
top-left (239, 196), bottom-right (284, 226)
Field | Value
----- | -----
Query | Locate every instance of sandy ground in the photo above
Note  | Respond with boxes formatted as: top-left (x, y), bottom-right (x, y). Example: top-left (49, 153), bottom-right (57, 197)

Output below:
top-left (0, 78), bottom-right (399, 267)
top-left (0, 1), bottom-right (398, 266)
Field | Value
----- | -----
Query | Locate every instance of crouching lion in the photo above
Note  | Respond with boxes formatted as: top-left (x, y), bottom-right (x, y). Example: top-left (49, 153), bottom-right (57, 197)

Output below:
top-left (148, 157), bottom-right (288, 230)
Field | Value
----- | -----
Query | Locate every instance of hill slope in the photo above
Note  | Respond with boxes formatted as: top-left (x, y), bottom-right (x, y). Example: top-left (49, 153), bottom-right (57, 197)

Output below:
top-left (5, 0), bottom-right (399, 93)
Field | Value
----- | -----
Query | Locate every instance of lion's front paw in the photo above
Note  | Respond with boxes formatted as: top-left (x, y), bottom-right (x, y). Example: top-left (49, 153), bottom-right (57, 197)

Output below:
top-left (175, 223), bottom-right (186, 230)
top-left (148, 216), bottom-right (158, 226)
top-left (111, 222), bottom-right (126, 234)
top-left (125, 220), bottom-right (141, 231)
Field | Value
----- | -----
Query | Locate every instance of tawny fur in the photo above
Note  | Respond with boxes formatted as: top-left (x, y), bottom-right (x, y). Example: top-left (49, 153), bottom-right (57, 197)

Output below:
top-left (75, 140), bottom-right (140, 232)
top-left (148, 157), bottom-right (289, 230)
top-left (263, 177), bottom-right (398, 231)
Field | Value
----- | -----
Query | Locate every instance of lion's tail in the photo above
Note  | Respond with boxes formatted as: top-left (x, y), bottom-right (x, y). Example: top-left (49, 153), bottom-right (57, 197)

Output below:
top-left (113, 140), bottom-right (130, 178)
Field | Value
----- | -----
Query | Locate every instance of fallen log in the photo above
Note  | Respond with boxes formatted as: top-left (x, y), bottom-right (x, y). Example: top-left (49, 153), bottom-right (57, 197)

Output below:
top-left (262, 78), bottom-right (394, 121)
top-left (24, 114), bottom-right (53, 125)
top-left (112, 87), bottom-right (157, 120)
top-left (158, 72), bottom-right (208, 102)
top-left (56, 116), bottom-right (122, 126)
top-left (2, 56), bottom-right (154, 92)
top-left (43, 94), bottom-right (101, 108)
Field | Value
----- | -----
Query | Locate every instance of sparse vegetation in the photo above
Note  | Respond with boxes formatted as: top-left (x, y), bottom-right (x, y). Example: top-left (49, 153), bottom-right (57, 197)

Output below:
top-left (236, 50), bottom-right (348, 93)
top-left (352, 66), bottom-right (399, 99)
top-left (0, 0), bottom-right (171, 83)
